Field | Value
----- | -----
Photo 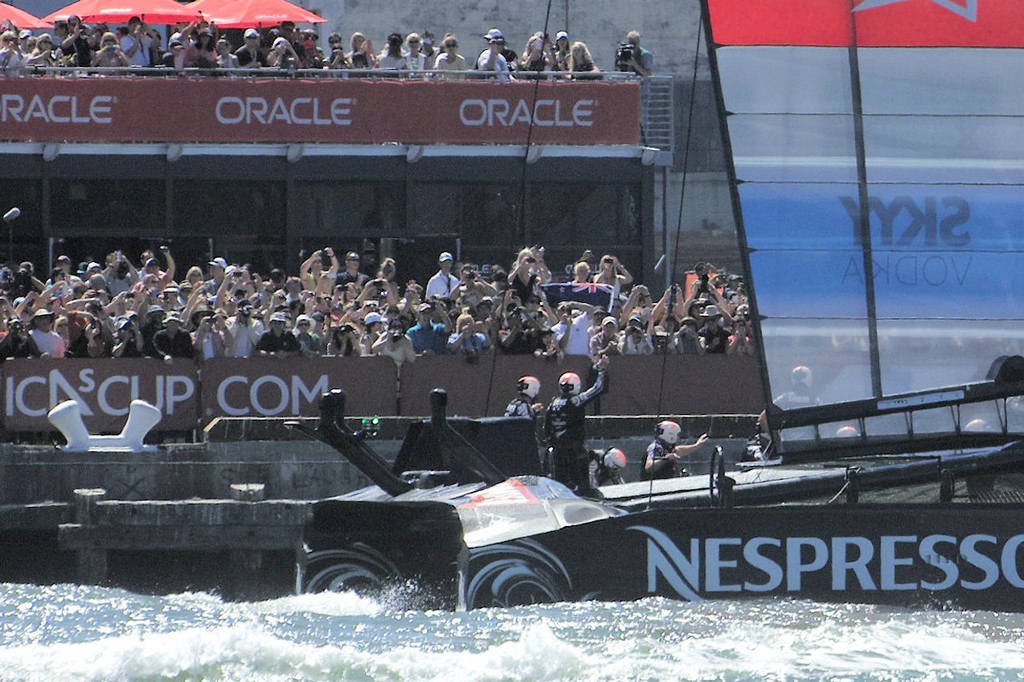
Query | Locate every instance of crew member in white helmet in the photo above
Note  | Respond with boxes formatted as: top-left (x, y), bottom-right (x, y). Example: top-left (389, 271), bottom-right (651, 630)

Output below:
top-left (642, 419), bottom-right (708, 480)
top-left (507, 375), bottom-right (547, 473)
top-left (593, 447), bottom-right (628, 486)
top-left (544, 356), bottom-right (610, 492)
top-left (505, 375), bottom-right (541, 418)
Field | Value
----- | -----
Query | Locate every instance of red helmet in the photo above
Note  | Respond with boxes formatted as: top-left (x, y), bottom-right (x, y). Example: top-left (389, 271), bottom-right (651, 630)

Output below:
top-left (517, 375), bottom-right (540, 399)
top-left (604, 447), bottom-right (627, 470)
top-left (558, 371), bottom-right (581, 396)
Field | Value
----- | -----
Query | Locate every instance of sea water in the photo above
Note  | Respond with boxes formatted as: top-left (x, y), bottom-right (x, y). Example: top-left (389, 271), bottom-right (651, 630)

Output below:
top-left (1, 583), bottom-right (1024, 681)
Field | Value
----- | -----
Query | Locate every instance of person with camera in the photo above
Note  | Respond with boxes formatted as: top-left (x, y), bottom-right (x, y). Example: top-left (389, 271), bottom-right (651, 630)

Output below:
top-left (102, 251), bottom-right (139, 296)
top-left (650, 282), bottom-right (687, 335)
top-left (589, 316), bottom-right (621, 361)
top-left (59, 15), bottom-right (96, 68)
top-left (521, 32), bottom-right (553, 72)
top-left (299, 29), bottom-right (324, 69)
top-left (300, 248), bottom-right (339, 296)
top-left (267, 36), bottom-right (301, 70)
top-left (65, 308), bottom-right (111, 358)
top-left (453, 263), bottom-right (497, 312)
top-left (191, 309), bottom-right (230, 360)
top-left (326, 322), bottom-right (360, 356)
top-left (592, 254), bottom-right (632, 299)
top-left (372, 318), bottom-right (416, 367)
top-left (347, 32), bottom-right (377, 69)
top-left (120, 16), bottom-right (152, 68)
top-left (325, 33), bottom-right (348, 69)
top-left (727, 304), bottom-right (756, 356)
top-left (615, 30), bottom-right (653, 76)
top-left (619, 314), bottom-right (654, 355)
top-left (672, 317), bottom-right (703, 355)
top-left (497, 292), bottom-right (549, 355)
top-left (550, 30), bottom-right (570, 71)
top-left (698, 304), bottom-right (732, 354)
top-left (447, 311), bottom-right (490, 358)
top-left (224, 299), bottom-right (263, 358)
top-left (0, 317), bottom-right (41, 361)
top-left (111, 314), bottom-right (144, 358)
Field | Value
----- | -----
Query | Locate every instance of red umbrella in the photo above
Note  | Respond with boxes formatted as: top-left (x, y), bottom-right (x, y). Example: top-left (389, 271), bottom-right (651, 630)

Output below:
top-left (0, 4), bottom-right (53, 30)
top-left (42, 0), bottom-right (201, 25)
top-left (188, 0), bottom-right (325, 28)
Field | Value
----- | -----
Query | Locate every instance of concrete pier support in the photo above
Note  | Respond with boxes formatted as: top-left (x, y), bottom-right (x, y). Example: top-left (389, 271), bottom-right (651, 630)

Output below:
top-left (71, 488), bottom-right (108, 584)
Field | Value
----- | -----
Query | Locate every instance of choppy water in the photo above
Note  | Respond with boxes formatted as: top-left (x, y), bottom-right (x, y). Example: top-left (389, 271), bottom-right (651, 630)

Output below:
top-left (1, 582), bottom-right (1024, 681)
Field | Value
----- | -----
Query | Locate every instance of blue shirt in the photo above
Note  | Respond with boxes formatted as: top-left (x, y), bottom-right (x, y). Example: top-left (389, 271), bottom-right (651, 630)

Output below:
top-left (406, 321), bottom-right (448, 354)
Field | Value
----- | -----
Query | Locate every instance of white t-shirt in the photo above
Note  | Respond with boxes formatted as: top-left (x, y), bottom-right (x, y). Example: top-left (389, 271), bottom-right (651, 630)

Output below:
top-left (552, 312), bottom-right (592, 356)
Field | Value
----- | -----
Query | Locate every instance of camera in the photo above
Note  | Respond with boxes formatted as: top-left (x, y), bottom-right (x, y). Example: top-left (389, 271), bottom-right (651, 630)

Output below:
top-left (615, 42), bottom-right (635, 71)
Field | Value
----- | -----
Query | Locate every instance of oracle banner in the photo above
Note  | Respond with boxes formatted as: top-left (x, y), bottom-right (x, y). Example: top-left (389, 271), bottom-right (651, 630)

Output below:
top-left (0, 78), bottom-right (640, 145)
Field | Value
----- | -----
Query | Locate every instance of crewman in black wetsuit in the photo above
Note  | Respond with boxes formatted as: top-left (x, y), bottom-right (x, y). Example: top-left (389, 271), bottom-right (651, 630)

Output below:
top-left (544, 356), bottom-right (609, 492)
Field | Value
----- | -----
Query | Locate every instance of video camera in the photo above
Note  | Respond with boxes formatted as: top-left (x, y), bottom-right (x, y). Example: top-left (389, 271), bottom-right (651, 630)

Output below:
top-left (615, 42), bottom-right (635, 71)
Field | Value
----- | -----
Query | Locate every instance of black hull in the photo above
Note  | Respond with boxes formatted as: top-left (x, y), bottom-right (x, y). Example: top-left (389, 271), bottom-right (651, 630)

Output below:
top-left (304, 499), bottom-right (1024, 612)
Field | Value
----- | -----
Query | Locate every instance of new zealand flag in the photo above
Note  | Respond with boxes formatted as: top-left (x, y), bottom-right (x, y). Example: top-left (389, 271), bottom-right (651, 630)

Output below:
top-left (541, 282), bottom-right (614, 311)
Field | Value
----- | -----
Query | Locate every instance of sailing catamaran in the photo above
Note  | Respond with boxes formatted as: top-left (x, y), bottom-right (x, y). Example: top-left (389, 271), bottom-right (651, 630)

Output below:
top-left (294, 0), bottom-right (1024, 612)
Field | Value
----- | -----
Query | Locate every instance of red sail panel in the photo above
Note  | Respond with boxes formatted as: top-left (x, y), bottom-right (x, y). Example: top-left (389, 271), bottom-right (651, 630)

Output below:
top-left (707, 0), bottom-right (1024, 48)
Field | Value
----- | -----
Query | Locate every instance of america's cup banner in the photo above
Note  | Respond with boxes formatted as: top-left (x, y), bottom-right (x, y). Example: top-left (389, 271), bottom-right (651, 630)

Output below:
top-left (0, 78), bottom-right (640, 145)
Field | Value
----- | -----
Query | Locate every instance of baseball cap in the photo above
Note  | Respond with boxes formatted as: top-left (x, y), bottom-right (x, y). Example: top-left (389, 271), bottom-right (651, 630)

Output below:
top-left (209, 257), bottom-right (227, 269)
top-left (363, 312), bottom-right (382, 325)
top-left (483, 28), bottom-right (504, 41)
top-left (555, 30), bottom-right (569, 41)
top-left (244, 28), bottom-right (259, 39)
top-left (438, 251), bottom-right (453, 262)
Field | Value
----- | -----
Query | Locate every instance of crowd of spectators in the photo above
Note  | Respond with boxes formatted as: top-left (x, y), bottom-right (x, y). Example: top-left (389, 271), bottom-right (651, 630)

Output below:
top-left (0, 17), bottom-right (654, 78)
top-left (0, 243), bottom-right (752, 365)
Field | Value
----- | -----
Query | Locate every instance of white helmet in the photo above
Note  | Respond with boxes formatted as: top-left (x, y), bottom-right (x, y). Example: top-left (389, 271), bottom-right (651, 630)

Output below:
top-left (791, 365), bottom-right (813, 389)
top-left (558, 372), bottom-right (581, 396)
top-left (604, 448), bottom-right (627, 470)
top-left (656, 420), bottom-right (681, 445)
top-left (517, 375), bottom-right (540, 399)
